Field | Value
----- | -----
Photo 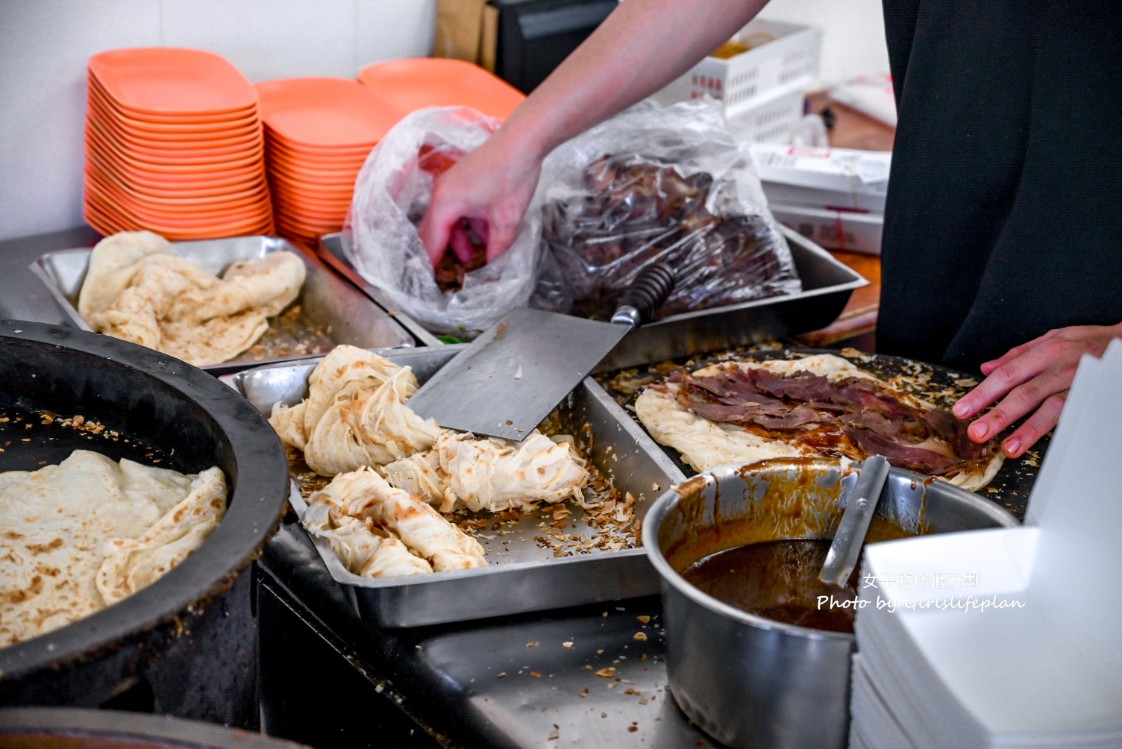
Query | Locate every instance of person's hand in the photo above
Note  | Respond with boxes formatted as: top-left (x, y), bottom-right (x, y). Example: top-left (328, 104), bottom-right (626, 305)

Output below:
top-left (952, 323), bottom-right (1122, 458)
top-left (418, 140), bottom-right (542, 267)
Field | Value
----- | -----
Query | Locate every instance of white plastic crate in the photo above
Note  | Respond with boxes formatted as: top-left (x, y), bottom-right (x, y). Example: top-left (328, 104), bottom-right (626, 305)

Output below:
top-left (650, 18), bottom-right (822, 117)
top-left (723, 87), bottom-right (807, 144)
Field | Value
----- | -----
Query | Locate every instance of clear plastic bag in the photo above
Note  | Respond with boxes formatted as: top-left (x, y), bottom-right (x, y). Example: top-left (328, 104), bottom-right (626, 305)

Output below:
top-left (343, 106), bottom-right (547, 338)
top-left (537, 98), bottom-right (802, 319)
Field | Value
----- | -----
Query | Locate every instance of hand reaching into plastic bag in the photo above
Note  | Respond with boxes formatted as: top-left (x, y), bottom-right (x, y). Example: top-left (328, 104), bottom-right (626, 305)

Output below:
top-left (419, 141), bottom-right (542, 266)
top-left (953, 322), bottom-right (1122, 458)
top-left (343, 107), bottom-right (552, 336)
top-left (418, 0), bottom-right (770, 266)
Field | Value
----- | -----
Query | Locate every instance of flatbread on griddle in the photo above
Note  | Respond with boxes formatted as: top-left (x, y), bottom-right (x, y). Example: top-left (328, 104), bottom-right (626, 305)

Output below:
top-left (635, 353), bottom-right (1004, 491)
top-left (0, 450), bottom-right (226, 647)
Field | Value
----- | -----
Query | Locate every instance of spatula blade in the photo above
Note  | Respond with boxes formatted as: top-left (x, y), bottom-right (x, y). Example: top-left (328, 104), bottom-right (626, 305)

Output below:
top-left (406, 307), bottom-right (629, 441)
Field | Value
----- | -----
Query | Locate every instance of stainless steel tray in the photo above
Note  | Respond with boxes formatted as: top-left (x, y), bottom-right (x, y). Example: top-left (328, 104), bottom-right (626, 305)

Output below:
top-left (318, 226), bottom-right (868, 368)
top-left (225, 346), bottom-right (686, 628)
top-left (30, 235), bottom-right (416, 375)
top-left (313, 235), bottom-right (444, 347)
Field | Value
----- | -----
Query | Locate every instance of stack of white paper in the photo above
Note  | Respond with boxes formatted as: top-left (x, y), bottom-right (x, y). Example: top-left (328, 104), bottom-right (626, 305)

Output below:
top-left (850, 339), bottom-right (1122, 748)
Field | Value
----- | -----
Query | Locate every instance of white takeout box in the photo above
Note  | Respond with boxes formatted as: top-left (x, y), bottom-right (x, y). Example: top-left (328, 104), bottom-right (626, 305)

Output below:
top-left (750, 143), bottom-right (891, 213)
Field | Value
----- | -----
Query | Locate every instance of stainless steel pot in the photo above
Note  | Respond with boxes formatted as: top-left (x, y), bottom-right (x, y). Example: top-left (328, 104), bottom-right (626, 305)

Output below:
top-left (642, 458), bottom-right (1018, 749)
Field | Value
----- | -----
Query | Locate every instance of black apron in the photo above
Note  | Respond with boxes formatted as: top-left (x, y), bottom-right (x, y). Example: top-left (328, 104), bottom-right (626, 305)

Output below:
top-left (876, 0), bottom-right (1122, 372)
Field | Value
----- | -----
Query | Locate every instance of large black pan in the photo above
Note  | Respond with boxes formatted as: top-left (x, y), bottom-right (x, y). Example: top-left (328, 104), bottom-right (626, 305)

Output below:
top-left (0, 320), bottom-right (289, 723)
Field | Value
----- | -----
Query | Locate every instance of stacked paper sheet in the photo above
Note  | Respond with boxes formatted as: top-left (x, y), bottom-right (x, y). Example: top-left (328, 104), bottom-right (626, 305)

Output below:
top-left (851, 339), bottom-right (1122, 748)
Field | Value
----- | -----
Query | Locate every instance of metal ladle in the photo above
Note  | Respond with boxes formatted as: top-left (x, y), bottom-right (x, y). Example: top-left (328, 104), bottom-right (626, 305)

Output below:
top-left (819, 455), bottom-right (891, 587)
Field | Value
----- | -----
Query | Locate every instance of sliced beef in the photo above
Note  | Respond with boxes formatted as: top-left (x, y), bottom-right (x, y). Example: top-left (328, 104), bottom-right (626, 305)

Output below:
top-left (686, 400), bottom-right (822, 431)
top-left (845, 426), bottom-right (962, 475)
top-left (924, 408), bottom-right (988, 460)
top-left (849, 409), bottom-right (929, 444)
top-left (680, 371), bottom-right (773, 405)
top-left (835, 378), bottom-right (916, 418)
top-left (675, 364), bottom-right (990, 475)
top-left (747, 369), bottom-right (840, 402)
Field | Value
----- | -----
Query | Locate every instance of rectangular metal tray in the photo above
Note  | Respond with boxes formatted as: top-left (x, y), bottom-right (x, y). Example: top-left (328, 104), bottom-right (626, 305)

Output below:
top-left (30, 235), bottom-right (417, 375)
top-left (225, 346), bottom-right (687, 628)
top-left (318, 225), bottom-right (868, 368)
top-left (314, 235), bottom-right (445, 347)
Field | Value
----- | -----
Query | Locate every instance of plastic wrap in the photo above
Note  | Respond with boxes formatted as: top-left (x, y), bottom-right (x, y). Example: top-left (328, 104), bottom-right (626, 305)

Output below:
top-left (343, 106), bottom-right (547, 337)
top-left (537, 98), bottom-right (802, 319)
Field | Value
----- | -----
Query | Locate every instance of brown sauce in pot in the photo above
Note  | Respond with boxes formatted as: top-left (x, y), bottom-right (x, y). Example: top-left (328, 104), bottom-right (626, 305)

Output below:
top-left (680, 518), bottom-right (916, 634)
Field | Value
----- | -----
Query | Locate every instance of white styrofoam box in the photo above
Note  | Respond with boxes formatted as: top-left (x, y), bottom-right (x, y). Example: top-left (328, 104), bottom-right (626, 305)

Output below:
top-left (851, 342), bottom-right (1122, 746)
top-left (768, 201), bottom-right (883, 255)
top-left (750, 143), bottom-right (891, 212)
top-left (649, 18), bottom-right (821, 117)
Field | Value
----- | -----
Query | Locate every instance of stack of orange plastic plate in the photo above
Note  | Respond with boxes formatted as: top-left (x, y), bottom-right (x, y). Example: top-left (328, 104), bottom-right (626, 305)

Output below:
top-left (255, 77), bottom-right (403, 248)
top-left (357, 58), bottom-right (526, 121)
top-left (84, 47), bottom-right (274, 240)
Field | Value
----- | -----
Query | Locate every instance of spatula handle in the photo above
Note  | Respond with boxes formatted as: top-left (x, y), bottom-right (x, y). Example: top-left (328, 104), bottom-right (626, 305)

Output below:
top-left (610, 262), bottom-right (676, 327)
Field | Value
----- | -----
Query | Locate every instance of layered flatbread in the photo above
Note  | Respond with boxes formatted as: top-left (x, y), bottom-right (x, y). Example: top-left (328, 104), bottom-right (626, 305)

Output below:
top-left (268, 345), bottom-right (441, 476)
top-left (303, 467), bottom-right (486, 575)
top-left (78, 230), bottom-right (305, 366)
top-left (635, 353), bottom-right (1003, 491)
top-left (0, 450), bottom-right (225, 646)
top-left (302, 472), bottom-right (435, 577)
top-left (382, 430), bottom-right (589, 513)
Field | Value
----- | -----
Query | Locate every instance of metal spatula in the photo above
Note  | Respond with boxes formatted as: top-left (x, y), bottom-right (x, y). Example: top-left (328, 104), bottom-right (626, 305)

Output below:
top-left (819, 455), bottom-right (891, 587)
top-left (407, 262), bottom-right (676, 441)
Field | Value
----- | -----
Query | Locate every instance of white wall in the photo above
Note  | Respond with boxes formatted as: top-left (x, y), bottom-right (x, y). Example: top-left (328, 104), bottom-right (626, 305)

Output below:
top-left (0, 0), bottom-right (436, 242)
top-left (761, 0), bottom-right (889, 87)
top-left (0, 0), bottom-right (884, 243)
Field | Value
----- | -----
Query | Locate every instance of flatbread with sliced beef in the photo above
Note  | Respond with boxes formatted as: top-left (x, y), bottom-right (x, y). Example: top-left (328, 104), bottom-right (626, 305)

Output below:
top-left (635, 353), bottom-right (1003, 491)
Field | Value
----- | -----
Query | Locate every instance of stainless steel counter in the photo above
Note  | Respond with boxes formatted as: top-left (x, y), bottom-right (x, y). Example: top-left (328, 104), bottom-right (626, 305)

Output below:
top-left (0, 227), bottom-right (101, 324)
top-left (0, 228), bottom-right (711, 749)
top-left (256, 520), bottom-right (705, 749)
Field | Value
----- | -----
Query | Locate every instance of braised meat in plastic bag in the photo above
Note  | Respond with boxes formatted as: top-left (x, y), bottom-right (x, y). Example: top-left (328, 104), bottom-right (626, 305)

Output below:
top-left (538, 99), bottom-right (801, 319)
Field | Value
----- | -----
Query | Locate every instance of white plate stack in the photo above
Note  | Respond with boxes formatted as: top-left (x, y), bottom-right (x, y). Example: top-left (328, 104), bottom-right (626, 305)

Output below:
top-left (850, 340), bottom-right (1122, 748)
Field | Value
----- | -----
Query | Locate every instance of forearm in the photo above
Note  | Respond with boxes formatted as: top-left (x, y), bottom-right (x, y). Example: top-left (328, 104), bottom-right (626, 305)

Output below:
top-left (492, 0), bottom-right (770, 162)
top-left (419, 0), bottom-right (771, 262)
